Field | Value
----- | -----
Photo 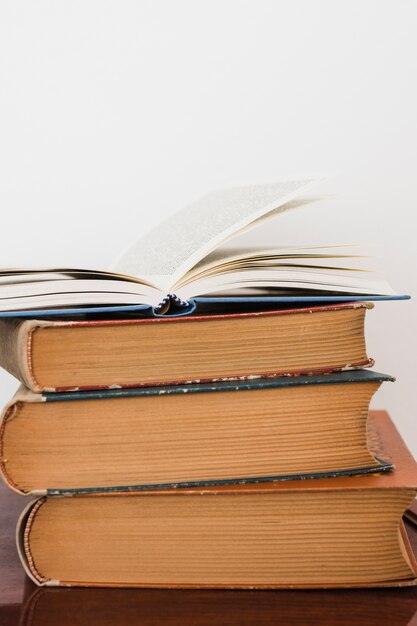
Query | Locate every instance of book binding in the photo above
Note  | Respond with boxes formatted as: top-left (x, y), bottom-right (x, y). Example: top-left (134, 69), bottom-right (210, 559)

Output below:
top-left (0, 294), bottom-right (410, 319)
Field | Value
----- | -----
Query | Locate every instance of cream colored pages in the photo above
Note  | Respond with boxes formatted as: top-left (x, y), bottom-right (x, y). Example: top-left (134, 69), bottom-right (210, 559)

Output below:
top-left (113, 179), bottom-right (322, 291)
top-left (174, 244), bottom-right (396, 299)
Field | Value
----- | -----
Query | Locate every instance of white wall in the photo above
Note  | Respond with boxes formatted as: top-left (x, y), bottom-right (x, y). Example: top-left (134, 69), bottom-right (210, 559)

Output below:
top-left (0, 1), bottom-right (416, 450)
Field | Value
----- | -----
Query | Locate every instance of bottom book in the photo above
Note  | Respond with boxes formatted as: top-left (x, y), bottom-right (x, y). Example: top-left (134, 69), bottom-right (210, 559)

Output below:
top-left (18, 413), bottom-right (417, 589)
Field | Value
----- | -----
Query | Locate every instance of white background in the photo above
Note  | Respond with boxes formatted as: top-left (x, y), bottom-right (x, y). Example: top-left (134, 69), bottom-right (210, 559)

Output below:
top-left (0, 2), bottom-right (416, 450)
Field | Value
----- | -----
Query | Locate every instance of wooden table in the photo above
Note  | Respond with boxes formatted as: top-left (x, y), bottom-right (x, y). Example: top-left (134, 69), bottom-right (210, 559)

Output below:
top-left (2, 481), bottom-right (417, 625)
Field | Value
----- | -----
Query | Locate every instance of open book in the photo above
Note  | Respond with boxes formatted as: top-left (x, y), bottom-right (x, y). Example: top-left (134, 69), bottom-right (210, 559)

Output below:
top-left (0, 178), bottom-right (400, 316)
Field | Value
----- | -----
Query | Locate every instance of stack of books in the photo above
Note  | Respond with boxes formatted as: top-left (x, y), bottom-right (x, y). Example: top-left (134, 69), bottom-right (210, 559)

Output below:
top-left (0, 303), bottom-right (416, 588)
top-left (0, 180), bottom-right (416, 589)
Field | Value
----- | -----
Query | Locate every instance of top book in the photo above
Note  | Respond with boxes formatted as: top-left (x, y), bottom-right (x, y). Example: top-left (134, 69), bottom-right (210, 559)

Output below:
top-left (0, 179), bottom-right (398, 316)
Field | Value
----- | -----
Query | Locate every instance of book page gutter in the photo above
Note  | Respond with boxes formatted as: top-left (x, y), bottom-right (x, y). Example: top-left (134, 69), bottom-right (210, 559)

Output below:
top-left (112, 179), bottom-right (325, 293)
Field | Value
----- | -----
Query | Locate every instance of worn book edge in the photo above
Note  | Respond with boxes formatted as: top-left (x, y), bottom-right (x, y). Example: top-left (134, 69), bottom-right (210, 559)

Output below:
top-left (0, 302), bottom-right (374, 392)
top-left (16, 497), bottom-right (417, 589)
top-left (0, 372), bottom-right (394, 495)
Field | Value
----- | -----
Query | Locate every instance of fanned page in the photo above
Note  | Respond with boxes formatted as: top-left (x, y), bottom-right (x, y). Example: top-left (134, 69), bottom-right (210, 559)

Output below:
top-left (174, 245), bottom-right (396, 301)
top-left (0, 270), bottom-right (161, 312)
top-left (114, 179), bottom-right (395, 300)
top-left (113, 179), bottom-right (322, 291)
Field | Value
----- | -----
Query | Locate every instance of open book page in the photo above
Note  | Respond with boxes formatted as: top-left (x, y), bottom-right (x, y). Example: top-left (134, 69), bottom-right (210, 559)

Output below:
top-left (176, 267), bottom-right (396, 301)
top-left (113, 179), bottom-right (323, 292)
top-left (0, 276), bottom-right (160, 312)
top-left (0, 268), bottom-right (163, 287)
top-left (177, 245), bottom-right (369, 285)
top-left (171, 245), bottom-right (395, 299)
top-left (205, 197), bottom-right (323, 248)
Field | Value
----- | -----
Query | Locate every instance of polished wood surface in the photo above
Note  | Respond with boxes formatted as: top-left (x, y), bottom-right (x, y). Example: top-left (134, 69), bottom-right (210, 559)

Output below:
top-left (2, 476), bottom-right (417, 625)
top-left (0, 483), bottom-right (27, 605)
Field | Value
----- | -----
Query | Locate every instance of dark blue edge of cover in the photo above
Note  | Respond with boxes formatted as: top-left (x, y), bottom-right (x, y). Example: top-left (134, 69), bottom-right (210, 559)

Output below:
top-left (46, 458), bottom-right (393, 496)
top-left (0, 294), bottom-right (410, 318)
top-left (43, 370), bottom-right (394, 402)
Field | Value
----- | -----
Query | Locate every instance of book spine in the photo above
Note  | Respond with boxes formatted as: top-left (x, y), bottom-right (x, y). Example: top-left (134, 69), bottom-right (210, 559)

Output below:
top-left (0, 319), bottom-right (47, 392)
top-left (0, 388), bottom-right (46, 495)
top-left (16, 497), bottom-right (58, 586)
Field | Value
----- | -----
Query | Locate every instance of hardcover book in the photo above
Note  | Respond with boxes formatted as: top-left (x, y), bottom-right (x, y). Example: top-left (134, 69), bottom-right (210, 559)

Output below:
top-left (0, 179), bottom-right (402, 317)
top-left (16, 412), bottom-right (417, 588)
top-left (0, 302), bottom-right (373, 392)
top-left (0, 370), bottom-right (393, 495)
